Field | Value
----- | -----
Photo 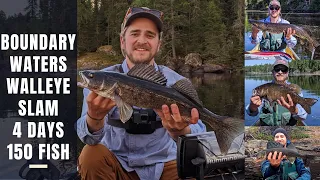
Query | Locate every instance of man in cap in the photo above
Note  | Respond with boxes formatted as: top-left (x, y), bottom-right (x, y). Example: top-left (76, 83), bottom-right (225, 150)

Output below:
top-left (261, 128), bottom-right (311, 179)
top-left (246, 59), bottom-right (307, 125)
top-left (250, 0), bottom-right (297, 52)
top-left (77, 7), bottom-right (206, 180)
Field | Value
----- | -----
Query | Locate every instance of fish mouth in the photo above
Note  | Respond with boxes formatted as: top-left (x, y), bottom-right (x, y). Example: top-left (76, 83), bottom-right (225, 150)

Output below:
top-left (77, 71), bottom-right (90, 88)
top-left (252, 89), bottom-right (259, 96)
top-left (248, 19), bottom-right (258, 27)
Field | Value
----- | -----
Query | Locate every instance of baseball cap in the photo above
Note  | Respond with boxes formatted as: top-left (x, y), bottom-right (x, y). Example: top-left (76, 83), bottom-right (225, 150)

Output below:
top-left (273, 59), bottom-right (289, 68)
top-left (121, 7), bottom-right (164, 33)
top-left (269, 0), bottom-right (281, 7)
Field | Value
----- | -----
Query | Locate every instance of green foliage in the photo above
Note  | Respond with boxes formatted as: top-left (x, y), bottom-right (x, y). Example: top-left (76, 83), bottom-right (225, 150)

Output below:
top-left (245, 63), bottom-right (273, 73)
top-left (246, 60), bottom-right (320, 73)
top-left (247, 127), bottom-right (274, 141)
top-left (75, 0), bottom-right (244, 71)
top-left (310, 0), bottom-right (320, 11)
top-left (255, 133), bottom-right (274, 141)
top-left (25, 0), bottom-right (38, 20)
top-left (290, 127), bottom-right (310, 139)
top-left (247, 0), bottom-right (320, 11)
top-left (247, 127), bottom-right (309, 141)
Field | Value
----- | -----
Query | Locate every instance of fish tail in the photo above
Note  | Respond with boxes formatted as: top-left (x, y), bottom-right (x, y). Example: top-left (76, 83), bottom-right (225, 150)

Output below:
top-left (314, 40), bottom-right (320, 48)
top-left (301, 98), bottom-right (318, 114)
top-left (305, 98), bottom-right (318, 106)
top-left (203, 109), bottom-right (244, 155)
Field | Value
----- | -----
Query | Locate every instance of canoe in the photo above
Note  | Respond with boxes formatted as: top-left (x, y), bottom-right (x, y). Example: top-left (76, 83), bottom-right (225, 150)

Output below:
top-left (252, 119), bottom-right (307, 126)
top-left (245, 44), bottom-right (300, 61)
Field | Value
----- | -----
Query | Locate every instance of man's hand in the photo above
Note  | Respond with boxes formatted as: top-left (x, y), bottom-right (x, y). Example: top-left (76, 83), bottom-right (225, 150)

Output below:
top-left (154, 104), bottom-right (199, 141)
top-left (249, 96), bottom-right (262, 113)
top-left (285, 27), bottom-right (296, 40)
top-left (86, 91), bottom-right (116, 132)
top-left (252, 26), bottom-right (259, 39)
top-left (277, 94), bottom-right (298, 114)
top-left (267, 151), bottom-right (286, 168)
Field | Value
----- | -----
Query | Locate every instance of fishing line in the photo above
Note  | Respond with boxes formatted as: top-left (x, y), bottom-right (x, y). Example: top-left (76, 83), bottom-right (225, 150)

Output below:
top-left (197, 140), bottom-right (218, 157)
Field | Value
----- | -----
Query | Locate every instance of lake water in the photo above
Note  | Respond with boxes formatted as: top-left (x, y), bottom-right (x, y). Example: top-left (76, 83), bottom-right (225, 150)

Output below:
top-left (245, 75), bottom-right (320, 126)
top-left (245, 11), bottom-right (320, 59)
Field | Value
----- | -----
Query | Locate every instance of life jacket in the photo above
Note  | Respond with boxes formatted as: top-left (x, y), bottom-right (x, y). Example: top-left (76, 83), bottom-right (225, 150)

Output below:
top-left (260, 19), bottom-right (287, 51)
top-left (259, 101), bottom-right (293, 126)
top-left (282, 159), bottom-right (299, 180)
top-left (265, 159), bottom-right (299, 180)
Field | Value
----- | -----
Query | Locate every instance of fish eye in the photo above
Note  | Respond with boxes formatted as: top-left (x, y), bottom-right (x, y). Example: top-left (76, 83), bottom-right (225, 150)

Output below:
top-left (89, 73), bottom-right (93, 78)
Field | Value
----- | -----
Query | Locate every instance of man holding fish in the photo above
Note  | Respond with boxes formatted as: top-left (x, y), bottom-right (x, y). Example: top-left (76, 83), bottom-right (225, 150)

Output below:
top-left (245, 59), bottom-right (316, 126)
top-left (76, 7), bottom-right (205, 180)
top-left (250, 0), bottom-right (297, 52)
top-left (261, 128), bottom-right (311, 179)
top-left (76, 6), bottom-right (244, 180)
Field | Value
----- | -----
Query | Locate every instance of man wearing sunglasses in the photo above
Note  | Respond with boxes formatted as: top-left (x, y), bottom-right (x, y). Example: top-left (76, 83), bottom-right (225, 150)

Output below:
top-left (250, 0), bottom-right (297, 52)
top-left (246, 59), bottom-right (307, 126)
top-left (77, 7), bottom-right (206, 180)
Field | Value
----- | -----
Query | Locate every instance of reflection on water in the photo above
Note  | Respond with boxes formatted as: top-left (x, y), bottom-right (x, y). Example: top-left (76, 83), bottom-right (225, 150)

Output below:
top-left (77, 73), bottom-right (245, 127)
top-left (245, 75), bottom-right (320, 126)
top-left (182, 73), bottom-right (244, 119)
top-left (245, 12), bottom-right (320, 59)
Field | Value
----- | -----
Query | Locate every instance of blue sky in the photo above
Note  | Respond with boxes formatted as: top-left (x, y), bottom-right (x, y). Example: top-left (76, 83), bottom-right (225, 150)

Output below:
top-left (0, 0), bottom-right (27, 16)
top-left (245, 60), bottom-right (274, 66)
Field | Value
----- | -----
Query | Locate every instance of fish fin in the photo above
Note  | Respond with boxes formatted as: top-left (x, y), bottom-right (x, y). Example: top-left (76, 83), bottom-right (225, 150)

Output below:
top-left (127, 64), bottom-right (167, 86)
top-left (301, 98), bottom-right (318, 114)
top-left (114, 95), bottom-right (133, 123)
top-left (97, 83), bottom-right (118, 99)
top-left (267, 141), bottom-right (283, 149)
top-left (171, 78), bottom-right (203, 107)
top-left (313, 40), bottom-right (320, 48)
top-left (288, 84), bottom-right (302, 94)
top-left (211, 116), bottom-right (244, 155)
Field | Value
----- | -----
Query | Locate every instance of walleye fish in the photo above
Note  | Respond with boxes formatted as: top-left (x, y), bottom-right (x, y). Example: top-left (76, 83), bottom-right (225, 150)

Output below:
top-left (78, 64), bottom-right (244, 154)
top-left (263, 148), bottom-right (303, 158)
top-left (249, 19), bottom-right (320, 59)
top-left (255, 141), bottom-right (315, 163)
top-left (252, 83), bottom-right (318, 114)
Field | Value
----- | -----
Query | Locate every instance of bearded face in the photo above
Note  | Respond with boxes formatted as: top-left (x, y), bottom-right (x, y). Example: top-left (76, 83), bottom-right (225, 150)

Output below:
top-left (121, 18), bottom-right (161, 65)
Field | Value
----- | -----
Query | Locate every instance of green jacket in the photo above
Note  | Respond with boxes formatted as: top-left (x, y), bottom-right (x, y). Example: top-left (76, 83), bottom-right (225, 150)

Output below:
top-left (260, 32), bottom-right (287, 51)
top-left (259, 101), bottom-right (296, 126)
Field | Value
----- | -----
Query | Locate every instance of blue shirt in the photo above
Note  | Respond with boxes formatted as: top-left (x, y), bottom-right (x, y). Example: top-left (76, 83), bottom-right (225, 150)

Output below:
top-left (245, 81), bottom-right (307, 120)
top-left (77, 60), bottom-right (206, 180)
top-left (250, 16), bottom-right (297, 50)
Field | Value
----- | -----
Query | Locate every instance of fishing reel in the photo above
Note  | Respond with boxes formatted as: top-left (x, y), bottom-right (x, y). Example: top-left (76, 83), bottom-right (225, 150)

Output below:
top-left (177, 132), bottom-right (246, 180)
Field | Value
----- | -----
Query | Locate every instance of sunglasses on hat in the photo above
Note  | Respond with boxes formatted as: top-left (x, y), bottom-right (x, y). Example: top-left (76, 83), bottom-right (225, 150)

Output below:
top-left (269, 5), bottom-right (280, 11)
top-left (123, 7), bottom-right (164, 26)
top-left (274, 65), bottom-right (288, 73)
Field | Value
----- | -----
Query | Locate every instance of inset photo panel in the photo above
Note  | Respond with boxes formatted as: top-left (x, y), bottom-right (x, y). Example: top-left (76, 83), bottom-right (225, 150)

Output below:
top-left (76, 1), bottom-right (245, 180)
top-left (245, 0), bottom-right (320, 126)
top-left (245, 126), bottom-right (320, 179)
